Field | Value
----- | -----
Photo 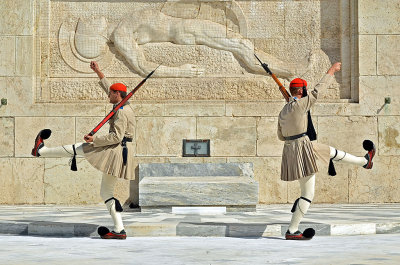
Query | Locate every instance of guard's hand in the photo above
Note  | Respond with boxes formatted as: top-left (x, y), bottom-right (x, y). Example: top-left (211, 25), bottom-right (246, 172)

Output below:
top-left (331, 62), bottom-right (341, 72)
top-left (90, 61), bottom-right (100, 72)
top-left (84, 135), bottom-right (93, 143)
top-left (327, 62), bottom-right (341, 76)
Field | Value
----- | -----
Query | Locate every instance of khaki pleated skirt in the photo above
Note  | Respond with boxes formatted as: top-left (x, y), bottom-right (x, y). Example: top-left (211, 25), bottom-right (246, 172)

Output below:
top-left (281, 136), bottom-right (330, 181)
top-left (82, 142), bottom-right (135, 180)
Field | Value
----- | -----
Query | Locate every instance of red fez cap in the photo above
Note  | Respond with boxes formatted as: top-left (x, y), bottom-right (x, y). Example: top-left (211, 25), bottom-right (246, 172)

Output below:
top-left (110, 83), bottom-right (127, 92)
top-left (290, 78), bottom-right (307, 88)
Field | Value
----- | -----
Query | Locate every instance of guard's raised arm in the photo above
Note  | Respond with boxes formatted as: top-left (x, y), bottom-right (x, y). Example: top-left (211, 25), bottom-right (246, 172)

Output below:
top-left (327, 62), bottom-right (341, 76)
top-left (90, 61), bottom-right (105, 80)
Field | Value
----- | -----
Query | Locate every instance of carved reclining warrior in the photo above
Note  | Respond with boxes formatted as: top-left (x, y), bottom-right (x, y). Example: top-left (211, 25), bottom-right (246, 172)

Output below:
top-left (112, 8), bottom-right (301, 78)
top-left (76, 8), bottom-right (301, 79)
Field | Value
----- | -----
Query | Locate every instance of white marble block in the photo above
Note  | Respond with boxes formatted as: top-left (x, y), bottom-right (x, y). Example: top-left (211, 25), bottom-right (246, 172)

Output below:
top-left (139, 163), bottom-right (258, 211)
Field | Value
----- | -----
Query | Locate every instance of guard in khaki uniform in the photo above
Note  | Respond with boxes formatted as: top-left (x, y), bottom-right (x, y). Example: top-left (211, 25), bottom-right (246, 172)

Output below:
top-left (31, 61), bottom-right (136, 239)
top-left (278, 62), bottom-right (376, 240)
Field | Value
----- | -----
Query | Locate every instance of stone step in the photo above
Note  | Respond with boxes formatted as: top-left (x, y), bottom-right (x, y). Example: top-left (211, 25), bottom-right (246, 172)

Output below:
top-left (140, 176), bottom-right (255, 183)
top-left (139, 163), bottom-right (253, 180)
top-left (172, 207), bottom-right (227, 215)
top-left (139, 176), bottom-right (258, 206)
top-left (138, 163), bottom-right (258, 210)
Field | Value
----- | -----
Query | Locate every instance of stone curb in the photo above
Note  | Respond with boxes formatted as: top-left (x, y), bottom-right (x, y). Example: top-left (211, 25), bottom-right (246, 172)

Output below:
top-left (0, 221), bottom-right (399, 238)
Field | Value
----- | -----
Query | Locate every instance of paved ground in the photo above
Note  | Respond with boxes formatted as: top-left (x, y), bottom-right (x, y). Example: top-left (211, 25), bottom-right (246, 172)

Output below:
top-left (0, 234), bottom-right (399, 264)
top-left (0, 203), bottom-right (399, 238)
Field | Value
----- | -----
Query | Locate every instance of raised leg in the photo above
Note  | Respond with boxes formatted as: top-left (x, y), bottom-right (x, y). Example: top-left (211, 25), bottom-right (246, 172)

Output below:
top-left (329, 140), bottom-right (375, 169)
top-left (37, 143), bottom-right (85, 158)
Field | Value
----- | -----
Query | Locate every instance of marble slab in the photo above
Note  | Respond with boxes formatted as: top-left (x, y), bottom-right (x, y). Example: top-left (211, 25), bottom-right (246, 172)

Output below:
top-left (139, 163), bottom-right (258, 210)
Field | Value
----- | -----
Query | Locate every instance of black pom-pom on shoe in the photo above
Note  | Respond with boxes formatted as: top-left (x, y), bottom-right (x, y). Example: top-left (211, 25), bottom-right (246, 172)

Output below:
top-left (40, 129), bottom-right (52, 140)
top-left (97, 226), bottom-right (110, 236)
top-left (363, 140), bottom-right (374, 151)
top-left (303, 228), bottom-right (315, 239)
top-left (362, 140), bottom-right (376, 169)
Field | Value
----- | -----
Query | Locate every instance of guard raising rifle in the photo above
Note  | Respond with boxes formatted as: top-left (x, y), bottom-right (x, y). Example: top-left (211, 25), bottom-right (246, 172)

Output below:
top-left (256, 56), bottom-right (376, 240)
top-left (31, 61), bottom-right (157, 240)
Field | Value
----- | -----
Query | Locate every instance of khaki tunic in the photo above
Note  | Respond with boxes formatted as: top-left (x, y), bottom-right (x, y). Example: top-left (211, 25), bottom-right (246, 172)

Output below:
top-left (82, 77), bottom-right (136, 180)
top-left (278, 74), bottom-right (333, 181)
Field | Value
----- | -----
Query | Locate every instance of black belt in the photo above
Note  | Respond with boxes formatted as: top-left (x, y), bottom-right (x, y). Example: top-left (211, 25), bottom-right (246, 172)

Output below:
top-left (122, 137), bottom-right (133, 143)
top-left (283, 133), bottom-right (307, 141)
top-left (121, 137), bottom-right (133, 165)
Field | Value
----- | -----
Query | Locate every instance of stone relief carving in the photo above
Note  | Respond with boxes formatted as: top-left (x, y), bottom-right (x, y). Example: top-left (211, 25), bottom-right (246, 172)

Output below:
top-left (59, 17), bottom-right (114, 73)
top-left (40, 0), bottom-right (343, 101)
top-left (160, 0), bottom-right (248, 37)
top-left (111, 8), bottom-right (298, 78)
top-left (58, 1), bottom-right (306, 79)
top-left (74, 17), bottom-right (107, 59)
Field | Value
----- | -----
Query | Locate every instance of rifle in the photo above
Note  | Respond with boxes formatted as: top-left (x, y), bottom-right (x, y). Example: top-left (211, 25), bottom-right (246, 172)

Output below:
top-left (254, 54), bottom-right (290, 102)
top-left (87, 65), bottom-right (159, 137)
top-left (255, 54), bottom-right (317, 141)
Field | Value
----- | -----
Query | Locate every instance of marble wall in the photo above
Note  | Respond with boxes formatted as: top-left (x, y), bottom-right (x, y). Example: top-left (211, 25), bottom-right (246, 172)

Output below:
top-left (0, 0), bottom-right (399, 205)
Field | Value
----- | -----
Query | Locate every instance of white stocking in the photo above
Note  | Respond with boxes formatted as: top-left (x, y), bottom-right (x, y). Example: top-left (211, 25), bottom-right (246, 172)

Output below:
top-left (288, 174), bottom-right (315, 234)
top-left (38, 143), bottom-right (85, 157)
top-left (329, 146), bottom-right (367, 167)
top-left (100, 173), bottom-right (124, 233)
